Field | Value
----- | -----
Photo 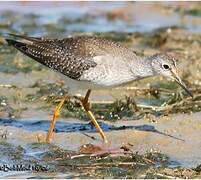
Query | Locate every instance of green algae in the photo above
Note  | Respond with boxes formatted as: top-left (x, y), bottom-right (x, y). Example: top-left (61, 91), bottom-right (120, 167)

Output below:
top-left (24, 79), bottom-right (201, 121)
top-left (95, 32), bottom-right (133, 42)
top-left (185, 9), bottom-right (201, 17)
top-left (0, 2), bottom-right (201, 178)
top-left (0, 138), bottom-right (201, 178)
top-left (38, 144), bottom-right (199, 178)
top-left (0, 141), bottom-right (25, 161)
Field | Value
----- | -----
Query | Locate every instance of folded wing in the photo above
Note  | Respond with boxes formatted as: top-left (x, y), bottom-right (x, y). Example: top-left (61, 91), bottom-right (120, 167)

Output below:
top-left (6, 34), bottom-right (97, 80)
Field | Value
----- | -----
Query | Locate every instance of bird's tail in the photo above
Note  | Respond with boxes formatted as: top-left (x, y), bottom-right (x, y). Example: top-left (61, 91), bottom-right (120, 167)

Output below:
top-left (5, 38), bottom-right (28, 53)
top-left (5, 33), bottom-right (60, 69)
top-left (6, 33), bottom-right (41, 42)
top-left (5, 33), bottom-right (41, 53)
top-left (5, 33), bottom-right (47, 65)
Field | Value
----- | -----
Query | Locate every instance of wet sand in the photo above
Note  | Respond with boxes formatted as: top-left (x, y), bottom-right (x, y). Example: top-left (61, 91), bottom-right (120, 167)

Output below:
top-left (1, 111), bottom-right (201, 168)
top-left (0, 1), bottom-right (201, 178)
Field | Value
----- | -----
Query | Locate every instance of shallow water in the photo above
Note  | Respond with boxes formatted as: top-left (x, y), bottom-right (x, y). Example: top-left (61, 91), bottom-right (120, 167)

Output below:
top-left (1, 112), bottom-right (201, 178)
top-left (0, 1), bottom-right (201, 178)
top-left (0, 1), bottom-right (201, 37)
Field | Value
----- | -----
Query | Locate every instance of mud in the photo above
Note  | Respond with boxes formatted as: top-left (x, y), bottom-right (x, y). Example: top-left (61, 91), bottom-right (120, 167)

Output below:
top-left (0, 1), bottom-right (201, 178)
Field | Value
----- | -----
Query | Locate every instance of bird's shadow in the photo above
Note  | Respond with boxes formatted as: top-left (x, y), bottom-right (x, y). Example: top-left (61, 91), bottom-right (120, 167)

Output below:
top-left (0, 118), bottom-right (184, 141)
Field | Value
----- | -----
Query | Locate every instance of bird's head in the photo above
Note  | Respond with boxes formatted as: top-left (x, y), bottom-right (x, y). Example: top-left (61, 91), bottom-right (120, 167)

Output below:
top-left (150, 53), bottom-right (193, 97)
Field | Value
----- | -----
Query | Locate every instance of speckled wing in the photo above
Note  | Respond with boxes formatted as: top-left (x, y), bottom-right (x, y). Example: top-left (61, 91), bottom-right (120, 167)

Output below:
top-left (6, 35), bottom-right (97, 80)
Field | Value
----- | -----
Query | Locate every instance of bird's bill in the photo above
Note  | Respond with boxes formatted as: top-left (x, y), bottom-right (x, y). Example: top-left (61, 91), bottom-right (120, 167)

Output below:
top-left (174, 76), bottom-right (193, 98)
top-left (170, 68), bottom-right (193, 97)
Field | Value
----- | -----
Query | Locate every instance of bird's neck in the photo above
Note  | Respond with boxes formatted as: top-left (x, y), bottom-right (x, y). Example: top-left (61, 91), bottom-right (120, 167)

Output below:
top-left (130, 56), bottom-right (154, 79)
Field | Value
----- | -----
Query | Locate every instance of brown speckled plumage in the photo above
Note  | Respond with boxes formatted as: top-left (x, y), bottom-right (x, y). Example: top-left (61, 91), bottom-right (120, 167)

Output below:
top-left (6, 35), bottom-right (104, 79)
top-left (6, 35), bottom-right (139, 84)
top-left (5, 34), bottom-right (192, 97)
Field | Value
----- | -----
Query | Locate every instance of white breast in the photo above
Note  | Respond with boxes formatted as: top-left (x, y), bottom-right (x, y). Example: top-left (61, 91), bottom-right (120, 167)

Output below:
top-left (79, 55), bottom-right (135, 87)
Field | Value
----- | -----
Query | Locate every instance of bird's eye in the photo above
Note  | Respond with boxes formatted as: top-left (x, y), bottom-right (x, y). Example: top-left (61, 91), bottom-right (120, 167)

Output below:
top-left (163, 64), bottom-right (170, 70)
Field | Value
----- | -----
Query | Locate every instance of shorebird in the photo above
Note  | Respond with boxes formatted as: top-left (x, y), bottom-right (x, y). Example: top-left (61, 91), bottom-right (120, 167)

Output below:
top-left (6, 34), bottom-right (193, 144)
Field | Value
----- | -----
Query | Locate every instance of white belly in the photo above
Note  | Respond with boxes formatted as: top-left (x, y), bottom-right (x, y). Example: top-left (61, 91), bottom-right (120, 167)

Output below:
top-left (59, 55), bottom-right (136, 94)
top-left (59, 73), bottom-right (108, 94)
top-left (59, 72), bottom-right (136, 95)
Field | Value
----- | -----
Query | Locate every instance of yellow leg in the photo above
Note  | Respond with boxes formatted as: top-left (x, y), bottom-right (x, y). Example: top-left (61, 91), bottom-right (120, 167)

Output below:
top-left (46, 96), bottom-right (68, 143)
top-left (81, 90), bottom-right (108, 143)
